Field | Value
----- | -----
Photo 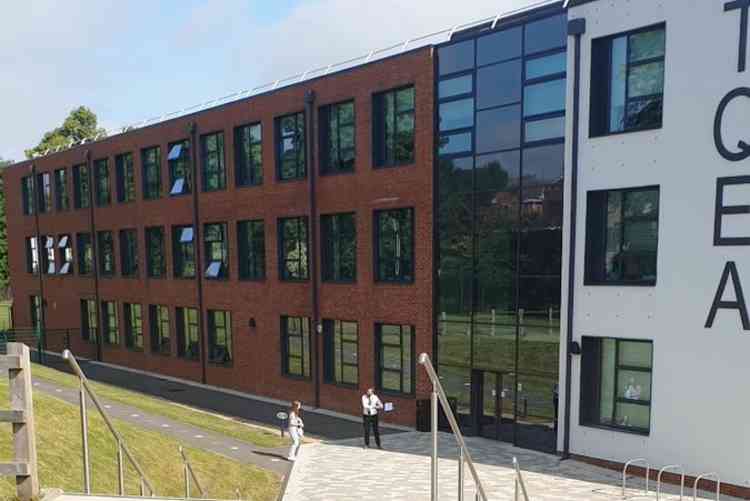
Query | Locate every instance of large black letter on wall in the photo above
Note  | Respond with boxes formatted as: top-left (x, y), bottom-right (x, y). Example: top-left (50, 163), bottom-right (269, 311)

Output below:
top-left (705, 261), bottom-right (750, 330)
top-left (714, 176), bottom-right (750, 246)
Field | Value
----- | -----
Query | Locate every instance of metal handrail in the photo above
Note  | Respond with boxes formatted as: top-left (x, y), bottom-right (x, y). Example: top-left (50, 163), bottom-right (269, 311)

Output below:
top-left (62, 349), bottom-right (156, 496)
top-left (418, 353), bottom-right (488, 501)
top-left (622, 458), bottom-right (650, 498)
top-left (513, 457), bottom-right (531, 501)
top-left (693, 472), bottom-right (720, 501)
top-left (657, 465), bottom-right (684, 500)
top-left (180, 446), bottom-right (207, 499)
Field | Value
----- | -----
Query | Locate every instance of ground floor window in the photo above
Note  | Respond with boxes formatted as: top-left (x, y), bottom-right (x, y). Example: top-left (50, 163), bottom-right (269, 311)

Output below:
top-left (124, 303), bottom-right (143, 350)
top-left (150, 305), bottom-right (171, 355)
top-left (580, 337), bottom-right (653, 434)
top-left (101, 300), bottom-right (119, 345)
top-left (81, 299), bottom-right (97, 342)
top-left (281, 316), bottom-right (310, 378)
top-left (323, 319), bottom-right (358, 385)
top-left (375, 323), bottom-right (414, 395)
top-left (208, 310), bottom-right (232, 364)
top-left (176, 307), bottom-right (200, 360)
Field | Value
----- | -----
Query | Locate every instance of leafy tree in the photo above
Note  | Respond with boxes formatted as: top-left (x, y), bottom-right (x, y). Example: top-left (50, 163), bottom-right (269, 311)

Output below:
top-left (25, 106), bottom-right (107, 159)
top-left (0, 157), bottom-right (12, 295)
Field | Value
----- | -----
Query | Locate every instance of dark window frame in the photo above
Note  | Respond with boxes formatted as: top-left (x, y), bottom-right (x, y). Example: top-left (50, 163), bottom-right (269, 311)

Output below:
top-left (321, 212), bottom-right (357, 283)
top-left (101, 300), bottom-right (119, 345)
top-left (115, 152), bottom-right (136, 203)
top-left (320, 100), bottom-right (356, 175)
top-left (21, 176), bottom-right (35, 215)
top-left (278, 216), bottom-right (309, 281)
top-left (374, 207), bottom-right (415, 284)
top-left (145, 226), bottom-right (166, 278)
top-left (97, 231), bottom-right (115, 277)
top-left (237, 219), bottom-right (266, 281)
top-left (234, 122), bottom-right (263, 187)
top-left (203, 222), bottom-right (228, 280)
top-left (57, 234), bottom-right (73, 275)
top-left (208, 309), bottom-right (232, 365)
top-left (323, 319), bottom-right (359, 387)
top-left (372, 85), bottom-right (416, 168)
top-left (73, 164), bottom-right (90, 209)
top-left (375, 323), bottom-right (415, 396)
top-left (176, 306), bottom-right (200, 361)
top-left (172, 225), bottom-right (196, 279)
top-left (25, 236), bottom-right (39, 275)
top-left (200, 131), bottom-right (227, 192)
top-left (124, 302), bottom-right (143, 351)
top-left (168, 139), bottom-right (192, 196)
top-left (141, 145), bottom-right (162, 200)
top-left (94, 158), bottom-right (111, 207)
top-left (275, 111), bottom-right (307, 181)
top-left (149, 304), bottom-right (171, 355)
top-left (54, 168), bottom-right (69, 211)
top-left (76, 232), bottom-right (93, 275)
top-left (119, 229), bottom-right (139, 278)
top-left (80, 298), bottom-right (98, 343)
top-left (36, 172), bottom-right (52, 214)
top-left (281, 315), bottom-right (311, 379)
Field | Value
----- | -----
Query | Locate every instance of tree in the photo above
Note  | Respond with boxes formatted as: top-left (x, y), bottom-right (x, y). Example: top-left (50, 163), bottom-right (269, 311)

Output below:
top-left (0, 157), bottom-right (12, 295)
top-left (25, 106), bottom-right (106, 159)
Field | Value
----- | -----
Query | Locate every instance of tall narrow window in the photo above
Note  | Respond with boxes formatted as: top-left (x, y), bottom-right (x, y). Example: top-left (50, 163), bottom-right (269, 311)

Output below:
top-left (97, 231), bottom-right (115, 276)
top-left (204, 223), bottom-right (228, 279)
top-left (323, 320), bottom-right (359, 385)
top-left (168, 140), bottom-right (191, 195)
top-left (124, 303), bottom-right (143, 350)
top-left (73, 164), bottom-right (90, 209)
top-left (94, 158), bottom-right (110, 206)
top-left (149, 305), bottom-right (171, 355)
top-left (321, 213), bottom-right (356, 282)
top-left (235, 123), bottom-right (263, 187)
top-left (42, 236), bottom-right (55, 274)
top-left (590, 25), bottom-right (666, 136)
top-left (76, 233), bottom-right (93, 275)
top-left (101, 300), bottom-right (119, 345)
top-left (115, 152), bottom-right (136, 203)
top-left (25, 237), bottom-right (39, 274)
top-left (176, 306), bottom-right (200, 360)
top-left (373, 86), bottom-right (415, 167)
top-left (208, 310), bottom-right (232, 364)
top-left (173, 225), bottom-right (195, 279)
top-left (201, 132), bottom-right (226, 192)
top-left (320, 101), bottom-right (355, 174)
top-left (37, 172), bottom-right (52, 213)
top-left (375, 323), bottom-right (414, 395)
top-left (278, 217), bottom-right (309, 281)
top-left (145, 226), bottom-right (166, 278)
top-left (21, 176), bottom-right (35, 215)
top-left (119, 229), bottom-right (138, 277)
top-left (30, 296), bottom-right (42, 332)
top-left (141, 146), bottom-right (162, 199)
top-left (54, 168), bottom-right (69, 211)
top-left (281, 316), bottom-right (310, 378)
top-left (276, 112), bottom-right (306, 181)
top-left (238, 220), bottom-right (265, 280)
top-left (375, 208), bottom-right (414, 283)
top-left (81, 299), bottom-right (98, 342)
top-left (57, 234), bottom-right (73, 275)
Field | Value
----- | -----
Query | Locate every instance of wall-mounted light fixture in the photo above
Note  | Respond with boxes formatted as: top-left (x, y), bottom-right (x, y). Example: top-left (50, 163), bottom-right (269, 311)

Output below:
top-left (569, 341), bottom-right (582, 355)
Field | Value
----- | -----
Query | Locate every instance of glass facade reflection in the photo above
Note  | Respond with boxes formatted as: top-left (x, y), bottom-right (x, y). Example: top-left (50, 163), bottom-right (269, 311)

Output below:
top-left (436, 10), bottom-right (566, 453)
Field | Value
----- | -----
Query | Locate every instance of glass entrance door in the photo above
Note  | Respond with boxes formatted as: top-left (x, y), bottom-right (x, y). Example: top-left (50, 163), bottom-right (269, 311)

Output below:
top-left (471, 369), bottom-right (515, 442)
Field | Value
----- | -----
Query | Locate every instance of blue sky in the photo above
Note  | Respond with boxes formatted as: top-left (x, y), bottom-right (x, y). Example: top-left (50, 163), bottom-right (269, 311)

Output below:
top-left (0, 0), bottom-right (540, 162)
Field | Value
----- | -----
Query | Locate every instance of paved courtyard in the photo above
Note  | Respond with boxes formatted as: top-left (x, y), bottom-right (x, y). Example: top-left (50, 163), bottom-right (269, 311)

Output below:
top-left (283, 431), bottom-right (737, 501)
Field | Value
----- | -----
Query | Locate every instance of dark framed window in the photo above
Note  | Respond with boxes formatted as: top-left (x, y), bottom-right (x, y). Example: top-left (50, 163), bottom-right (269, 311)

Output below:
top-left (323, 320), bottom-right (358, 386)
top-left (590, 24), bottom-right (666, 136)
top-left (375, 323), bottom-right (415, 395)
top-left (276, 112), bottom-right (306, 181)
top-left (97, 231), bottom-right (115, 277)
top-left (124, 303), bottom-right (143, 350)
top-left (54, 168), bottom-right (69, 211)
top-left (208, 310), bottom-right (232, 365)
top-left (176, 306), bottom-right (200, 360)
top-left (141, 146), bottom-right (162, 200)
top-left (320, 101), bottom-right (355, 174)
top-left (375, 208), bottom-right (414, 283)
top-left (21, 176), bottom-right (35, 215)
top-left (30, 296), bottom-right (42, 331)
top-left (585, 186), bottom-right (659, 285)
top-left (373, 86), bottom-right (415, 167)
top-left (145, 226), bottom-right (166, 278)
top-left (42, 236), bottom-right (55, 274)
top-left (25, 237), bottom-right (39, 274)
top-left (581, 337), bottom-right (653, 434)
top-left (115, 152), bottom-right (136, 203)
top-left (321, 213), bottom-right (356, 282)
top-left (73, 164), bottom-right (90, 209)
top-left (57, 234), bottom-right (73, 275)
top-left (101, 300), bottom-right (119, 345)
top-left (119, 229), bottom-right (138, 278)
top-left (201, 131), bottom-right (226, 192)
top-left (278, 217), bottom-right (309, 281)
top-left (235, 123), bottom-right (263, 187)
top-left (168, 139), bottom-right (191, 195)
top-left (76, 233), bottom-right (93, 275)
top-left (149, 305), bottom-right (171, 355)
top-left (172, 225), bottom-right (196, 279)
top-left (81, 299), bottom-right (98, 343)
top-left (281, 316), bottom-right (310, 378)
top-left (238, 220), bottom-right (265, 280)
top-left (204, 223), bottom-right (228, 279)
top-left (94, 158), bottom-right (111, 207)
top-left (37, 172), bottom-right (52, 213)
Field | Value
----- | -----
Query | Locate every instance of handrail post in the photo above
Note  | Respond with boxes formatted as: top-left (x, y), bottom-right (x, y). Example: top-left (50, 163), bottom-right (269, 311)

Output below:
top-left (657, 465), bottom-right (684, 501)
top-left (79, 380), bottom-right (91, 494)
top-left (513, 457), bottom-right (530, 501)
top-left (116, 440), bottom-right (124, 496)
top-left (622, 458), bottom-right (650, 498)
top-left (184, 461), bottom-right (191, 499)
top-left (458, 446), bottom-right (464, 501)
top-left (693, 472), bottom-right (720, 501)
top-left (430, 388), bottom-right (438, 501)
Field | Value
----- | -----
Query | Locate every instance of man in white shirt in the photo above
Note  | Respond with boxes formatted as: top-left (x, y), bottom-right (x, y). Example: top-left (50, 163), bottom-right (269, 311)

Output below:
top-left (361, 387), bottom-right (383, 449)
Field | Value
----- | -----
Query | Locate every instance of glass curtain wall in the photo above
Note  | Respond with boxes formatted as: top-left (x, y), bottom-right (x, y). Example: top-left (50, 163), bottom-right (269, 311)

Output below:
top-left (436, 10), bottom-right (566, 453)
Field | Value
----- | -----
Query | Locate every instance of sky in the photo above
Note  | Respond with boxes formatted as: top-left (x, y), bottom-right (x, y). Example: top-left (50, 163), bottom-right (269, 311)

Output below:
top-left (0, 0), bottom-right (545, 162)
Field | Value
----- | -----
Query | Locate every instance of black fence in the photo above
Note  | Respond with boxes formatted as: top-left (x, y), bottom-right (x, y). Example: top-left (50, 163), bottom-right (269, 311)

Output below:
top-left (0, 328), bottom-right (76, 364)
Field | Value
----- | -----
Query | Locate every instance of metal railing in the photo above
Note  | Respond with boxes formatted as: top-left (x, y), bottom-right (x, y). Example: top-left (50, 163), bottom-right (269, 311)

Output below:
top-left (657, 465), bottom-right (684, 500)
top-left (62, 349), bottom-right (156, 497)
top-left (418, 353), bottom-right (490, 501)
top-left (693, 472), bottom-right (720, 501)
top-left (180, 446), bottom-right (207, 499)
top-left (512, 457), bottom-right (530, 501)
top-left (622, 458), bottom-right (650, 498)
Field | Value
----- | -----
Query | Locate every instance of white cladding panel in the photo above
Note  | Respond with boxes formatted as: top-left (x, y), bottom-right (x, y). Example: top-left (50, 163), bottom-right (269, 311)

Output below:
top-left (565, 0), bottom-right (750, 488)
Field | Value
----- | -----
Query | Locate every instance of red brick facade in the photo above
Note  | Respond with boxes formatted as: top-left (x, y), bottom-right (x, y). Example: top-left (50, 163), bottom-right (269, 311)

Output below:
top-left (4, 47), bottom-right (436, 427)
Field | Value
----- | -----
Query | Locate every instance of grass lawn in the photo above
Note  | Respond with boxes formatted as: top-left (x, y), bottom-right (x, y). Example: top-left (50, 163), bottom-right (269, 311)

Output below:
top-left (0, 374), bottom-right (281, 501)
top-left (31, 363), bottom-right (288, 449)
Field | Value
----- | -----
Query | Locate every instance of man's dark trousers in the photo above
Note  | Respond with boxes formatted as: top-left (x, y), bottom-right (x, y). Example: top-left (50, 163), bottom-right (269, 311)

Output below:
top-left (363, 414), bottom-right (381, 447)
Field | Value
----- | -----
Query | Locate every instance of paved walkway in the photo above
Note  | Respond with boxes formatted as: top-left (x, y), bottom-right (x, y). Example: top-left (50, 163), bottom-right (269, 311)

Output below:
top-left (283, 432), bottom-right (741, 501)
top-left (32, 376), bottom-right (292, 476)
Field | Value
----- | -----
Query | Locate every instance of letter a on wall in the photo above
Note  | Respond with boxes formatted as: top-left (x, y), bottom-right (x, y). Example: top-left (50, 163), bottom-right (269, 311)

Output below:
top-left (705, 261), bottom-right (750, 330)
